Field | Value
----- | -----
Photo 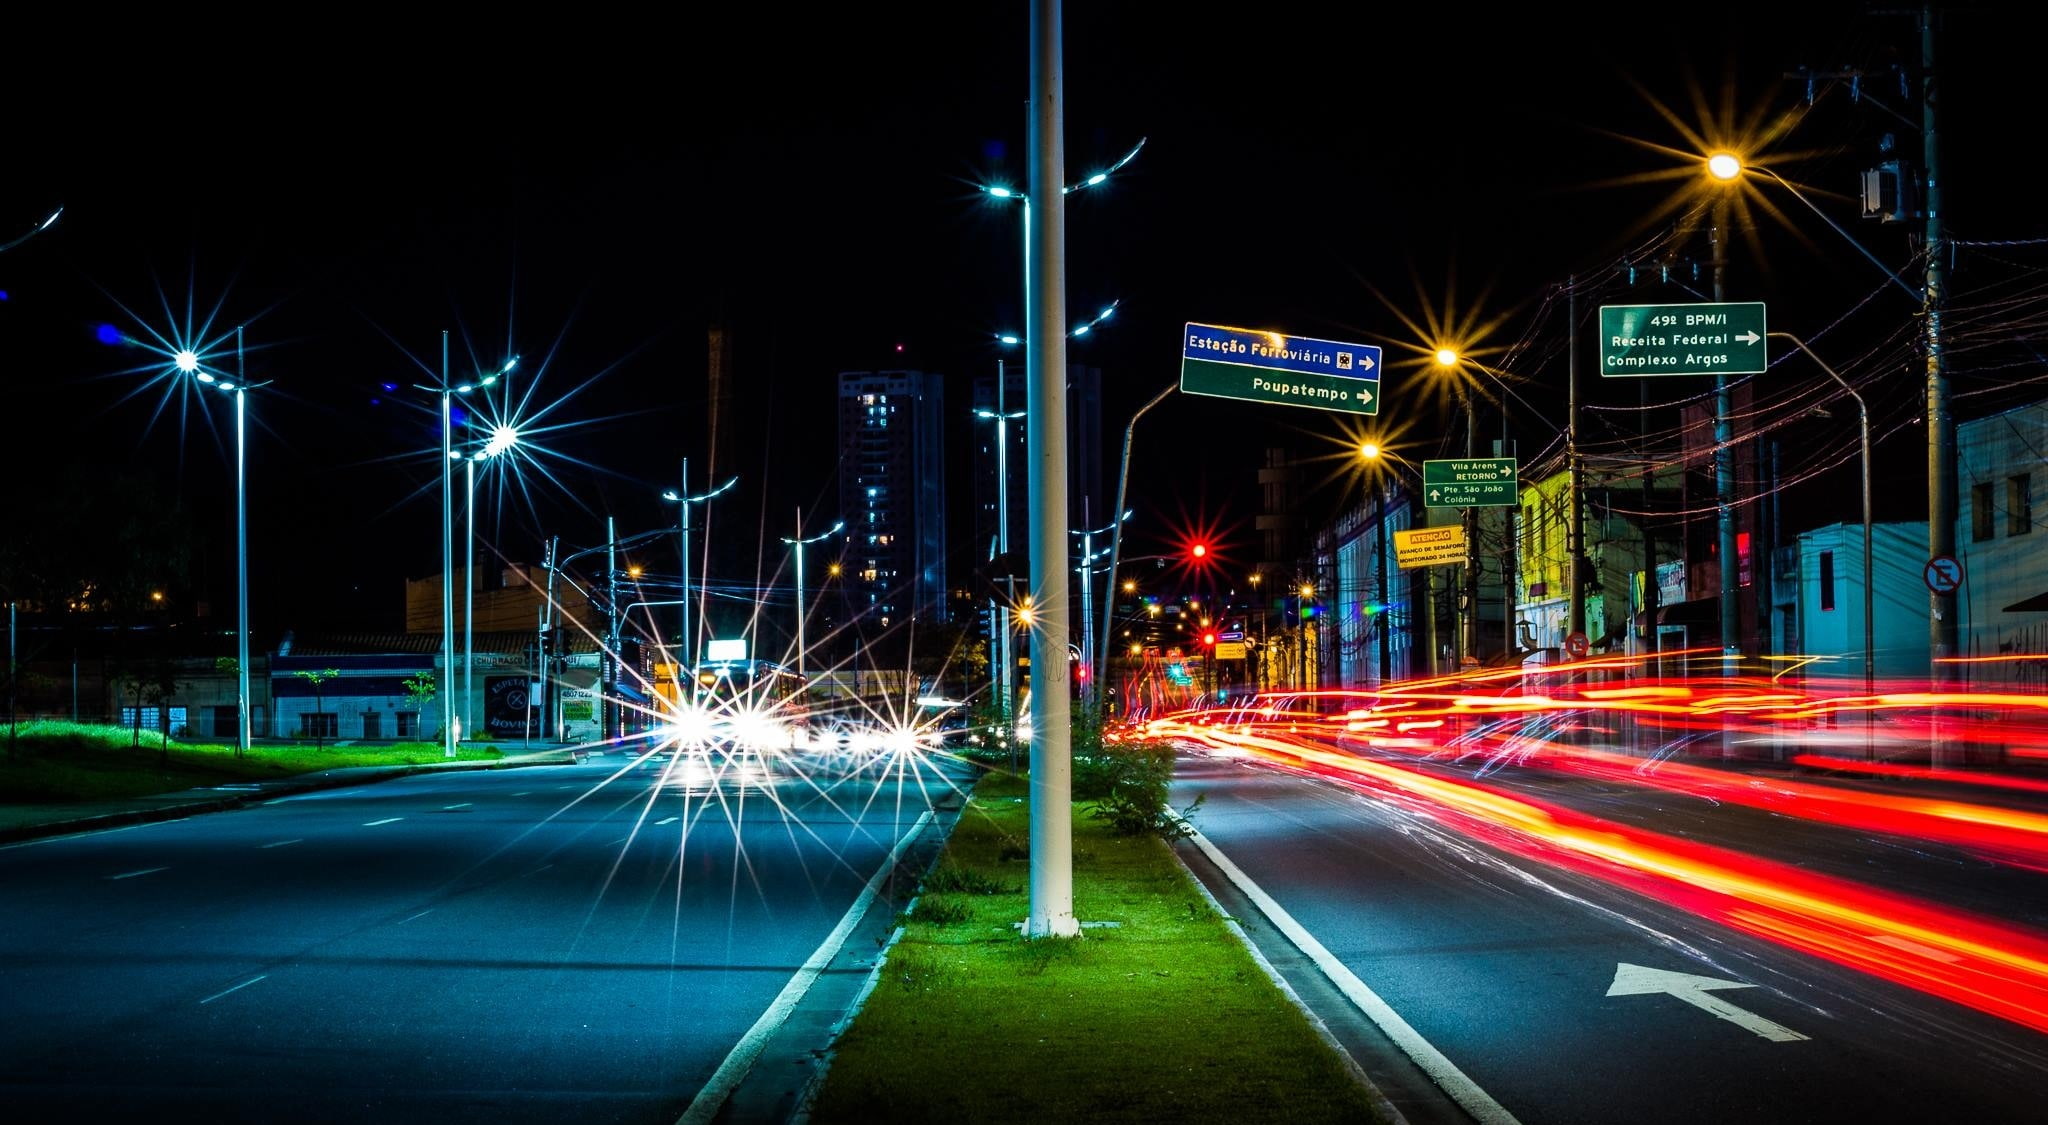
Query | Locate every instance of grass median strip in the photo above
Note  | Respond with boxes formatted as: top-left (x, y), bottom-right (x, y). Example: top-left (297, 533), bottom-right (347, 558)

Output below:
top-left (0, 720), bottom-right (508, 803)
top-left (806, 770), bottom-right (1391, 1124)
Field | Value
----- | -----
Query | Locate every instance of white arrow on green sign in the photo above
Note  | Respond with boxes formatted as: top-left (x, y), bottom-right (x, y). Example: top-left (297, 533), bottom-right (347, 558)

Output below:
top-left (1422, 458), bottom-right (1518, 507)
top-left (1598, 301), bottom-right (1767, 377)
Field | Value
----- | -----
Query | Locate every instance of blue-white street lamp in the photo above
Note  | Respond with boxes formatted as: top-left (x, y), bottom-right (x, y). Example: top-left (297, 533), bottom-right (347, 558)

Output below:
top-left (414, 339), bottom-right (516, 756)
top-left (661, 461), bottom-right (739, 680)
top-left (174, 329), bottom-right (267, 758)
top-left (0, 206), bottom-right (61, 254)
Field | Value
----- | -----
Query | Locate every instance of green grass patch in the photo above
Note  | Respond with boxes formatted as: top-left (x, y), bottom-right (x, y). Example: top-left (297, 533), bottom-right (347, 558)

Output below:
top-left (808, 786), bottom-right (1390, 1124)
top-left (0, 721), bottom-right (505, 803)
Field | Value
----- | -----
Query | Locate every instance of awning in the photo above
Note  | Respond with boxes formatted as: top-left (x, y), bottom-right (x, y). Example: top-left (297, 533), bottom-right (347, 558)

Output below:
top-left (1655, 597), bottom-right (1720, 627)
top-left (2004, 591), bottom-right (2048, 613)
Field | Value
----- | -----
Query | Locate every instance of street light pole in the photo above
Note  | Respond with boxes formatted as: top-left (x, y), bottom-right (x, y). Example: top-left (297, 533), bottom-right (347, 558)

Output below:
top-left (440, 332), bottom-right (456, 755)
top-left (662, 464), bottom-right (737, 695)
top-left (464, 453), bottom-right (475, 743)
top-left (1773, 333), bottom-right (1873, 693)
top-left (234, 332), bottom-right (251, 755)
top-left (1100, 380), bottom-right (1177, 695)
top-left (781, 510), bottom-right (844, 685)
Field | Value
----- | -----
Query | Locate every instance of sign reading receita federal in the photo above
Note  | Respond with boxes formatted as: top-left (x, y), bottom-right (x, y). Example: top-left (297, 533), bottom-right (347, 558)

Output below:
top-left (1181, 322), bottom-right (1381, 415)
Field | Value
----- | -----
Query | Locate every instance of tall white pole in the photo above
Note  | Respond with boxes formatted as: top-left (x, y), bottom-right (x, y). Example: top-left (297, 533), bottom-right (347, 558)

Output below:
top-left (464, 456), bottom-right (475, 743)
top-left (235, 328), bottom-right (252, 756)
top-left (1026, 0), bottom-right (1078, 939)
top-left (793, 506), bottom-right (807, 682)
top-left (441, 331), bottom-right (456, 757)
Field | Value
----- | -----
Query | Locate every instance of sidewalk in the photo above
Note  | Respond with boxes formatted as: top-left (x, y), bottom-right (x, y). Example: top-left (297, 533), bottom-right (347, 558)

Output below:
top-left (0, 746), bottom-right (583, 845)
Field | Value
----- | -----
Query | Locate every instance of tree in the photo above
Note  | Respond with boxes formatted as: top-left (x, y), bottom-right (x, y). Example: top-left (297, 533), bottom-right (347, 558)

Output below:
top-left (402, 672), bottom-right (437, 738)
top-left (294, 668), bottom-right (341, 748)
top-left (120, 659), bottom-right (180, 763)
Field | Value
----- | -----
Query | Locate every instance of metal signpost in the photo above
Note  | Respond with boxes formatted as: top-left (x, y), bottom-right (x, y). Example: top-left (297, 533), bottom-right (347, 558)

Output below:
top-left (1422, 458), bottom-right (1518, 508)
top-left (1598, 302), bottom-right (1768, 377)
top-left (1180, 322), bottom-right (1381, 415)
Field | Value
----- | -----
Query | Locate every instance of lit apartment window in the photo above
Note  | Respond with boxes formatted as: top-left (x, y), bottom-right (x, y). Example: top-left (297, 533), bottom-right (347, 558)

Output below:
top-left (1971, 483), bottom-right (1994, 541)
top-left (2011, 474), bottom-right (2033, 535)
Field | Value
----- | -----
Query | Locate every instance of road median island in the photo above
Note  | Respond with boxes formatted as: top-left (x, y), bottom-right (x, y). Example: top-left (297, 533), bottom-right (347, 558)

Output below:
top-left (803, 765), bottom-right (1393, 1124)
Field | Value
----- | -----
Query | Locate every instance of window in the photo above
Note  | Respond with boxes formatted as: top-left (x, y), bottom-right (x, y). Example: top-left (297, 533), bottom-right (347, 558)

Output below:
top-left (396, 711), bottom-right (420, 737)
top-left (304, 713), bottom-right (338, 739)
top-left (1972, 482), bottom-right (1995, 541)
top-left (361, 712), bottom-right (381, 739)
top-left (2011, 474), bottom-right (2033, 535)
top-left (1819, 550), bottom-right (1835, 612)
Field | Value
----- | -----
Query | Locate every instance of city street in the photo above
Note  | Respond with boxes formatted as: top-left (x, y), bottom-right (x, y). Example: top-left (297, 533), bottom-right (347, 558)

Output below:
top-left (0, 752), bottom-right (968, 1124)
top-left (1173, 749), bottom-right (2048, 1125)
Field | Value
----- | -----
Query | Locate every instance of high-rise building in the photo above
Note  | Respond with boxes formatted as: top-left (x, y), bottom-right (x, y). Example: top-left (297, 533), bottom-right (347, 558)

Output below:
top-left (838, 370), bottom-right (947, 627)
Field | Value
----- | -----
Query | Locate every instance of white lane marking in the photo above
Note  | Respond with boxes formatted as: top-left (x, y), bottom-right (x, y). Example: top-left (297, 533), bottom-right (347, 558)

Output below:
top-left (605, 836), bottom-right (629, 846)
top-left (1184, 822), bottom-right (1523, 1125)
top-left (655, 816), bottom-right (679, 826)
top-left (199, 975), bottom-right (268, 1005)
top-left (525, 863), bottom-right (555, 876)
top-left (1607, 963), bottom-right (1809, 1042)
top-left (107, 867), bottom-right (169, 881)
top-left (258, 839), bottom-right (302, 849)
top-left (362, 818), bottom-right (403, 827)
top-left (400, 909), bottom-right (434, 924)
top-left (443, 803), bottom-right (472, 810)
top-left (679, 810), bottom-right (935, 1125)
top-left (511, 792), bottom-right (531, 797)
top-left (1870, 934), bottom-right (1962, 963)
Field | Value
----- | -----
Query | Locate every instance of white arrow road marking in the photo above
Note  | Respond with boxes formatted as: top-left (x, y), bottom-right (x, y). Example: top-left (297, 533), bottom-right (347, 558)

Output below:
top-left (1736, 329), bottom-right (1761, 345)
top-left (362, 817), bottom-right (403, 827)
top-left (443, 803), bottom-right (471, 810)
top-left (107, 867), bottom-right (168, 880)
top-left (1607, 963), bottom-right (1809, 1042)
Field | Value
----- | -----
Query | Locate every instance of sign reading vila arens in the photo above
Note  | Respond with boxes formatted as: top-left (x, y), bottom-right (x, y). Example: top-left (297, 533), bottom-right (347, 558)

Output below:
top-left (1181, 323), bottom-right (1381, 415)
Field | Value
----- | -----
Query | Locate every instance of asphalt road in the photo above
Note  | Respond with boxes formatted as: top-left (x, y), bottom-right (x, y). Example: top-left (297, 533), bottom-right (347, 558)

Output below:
top-left (1172, 749), bottom-right (2048, 1125)
top-left (0, 749), bottom-right (969, 1124)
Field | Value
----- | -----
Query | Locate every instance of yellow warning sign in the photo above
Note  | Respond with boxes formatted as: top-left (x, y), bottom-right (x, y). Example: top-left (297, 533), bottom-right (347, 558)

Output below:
top-left (1393, 524), bottom-right (1466, 569)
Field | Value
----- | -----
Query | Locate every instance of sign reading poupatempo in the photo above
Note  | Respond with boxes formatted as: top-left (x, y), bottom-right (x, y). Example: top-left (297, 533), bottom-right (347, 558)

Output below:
top-left (1393, 524), bottom-right (1466, 569)
top-left (1181, 323), bottom-right (1380, 415)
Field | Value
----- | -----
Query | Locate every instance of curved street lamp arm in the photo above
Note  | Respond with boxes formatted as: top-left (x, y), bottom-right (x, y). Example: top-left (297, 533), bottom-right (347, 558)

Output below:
top-left (1759, 168), bottom-right (1920, 302)
top-left (1099, 380), bottom-right (1180, 699)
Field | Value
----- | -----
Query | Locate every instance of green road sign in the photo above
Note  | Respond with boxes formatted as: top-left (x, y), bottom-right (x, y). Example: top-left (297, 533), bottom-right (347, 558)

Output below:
top-left (1180, 322), bottom-right (1381, 415)
top-left (1598, 302), bottom-right (1767, 377)
top-left (1422, 458), bottom-right (1518, 507)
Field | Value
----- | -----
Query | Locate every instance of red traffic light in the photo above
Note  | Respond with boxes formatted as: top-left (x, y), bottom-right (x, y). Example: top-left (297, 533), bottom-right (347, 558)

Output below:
top-left (1201, 631), bottom-right (1217, 647)
top-left (1190, 543), bottom-right (1209, 559)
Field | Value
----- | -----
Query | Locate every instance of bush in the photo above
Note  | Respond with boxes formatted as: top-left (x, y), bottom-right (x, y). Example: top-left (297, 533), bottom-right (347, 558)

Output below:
top-left (1078, 737), bottom-right (1199, 838)
top-left (922, 864), bottom-right (1018, 896)
top-left (905, 896), bottom-right (973, 925)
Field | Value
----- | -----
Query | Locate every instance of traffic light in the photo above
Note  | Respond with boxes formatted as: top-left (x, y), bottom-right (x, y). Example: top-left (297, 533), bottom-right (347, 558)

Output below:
top-left (1190, 542), bottom-right (1209, 560)
top-left (1201, 631), bottom-right (1217, 648)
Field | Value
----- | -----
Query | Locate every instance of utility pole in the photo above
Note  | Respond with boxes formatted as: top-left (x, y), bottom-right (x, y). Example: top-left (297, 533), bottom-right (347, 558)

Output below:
top-left (1710, 200), bottom-right (1739, 670)
top-left (1078, 498), bottom-right (1094, 709)
top-left (678, 457), bottom-right (690, 675)
top-left (1461, 387), bottom-right (1479, 668)
top-left (1568, 277), bottom-right (1588, 646)
top-left (541, 535), bottom-right (558, 742)
top-left (605, 515), bottom-right (619, 742)
top-left (1376, 484), bottom-right (1391, 683)
top-left (1922, 3), bottom-right (1955, 688)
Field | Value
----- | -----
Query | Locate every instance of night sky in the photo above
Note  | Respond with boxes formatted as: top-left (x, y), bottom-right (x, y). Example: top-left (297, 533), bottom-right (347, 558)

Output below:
top-left (4, 5), bottom-right (2042, 638)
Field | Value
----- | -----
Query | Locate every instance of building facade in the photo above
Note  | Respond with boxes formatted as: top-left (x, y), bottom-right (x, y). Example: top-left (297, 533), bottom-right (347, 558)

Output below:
top-left (838, 370), bottom-right (948, 627)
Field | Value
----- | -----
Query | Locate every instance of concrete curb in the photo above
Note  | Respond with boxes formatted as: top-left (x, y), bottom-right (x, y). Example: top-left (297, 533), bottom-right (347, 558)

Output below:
top-left (0, 753), bottom-right (576, 845)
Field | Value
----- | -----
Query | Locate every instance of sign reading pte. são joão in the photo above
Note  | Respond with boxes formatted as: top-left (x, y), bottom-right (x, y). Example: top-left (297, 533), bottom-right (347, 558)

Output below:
top-left (1181, 323), bottom-right (1380, 415)
top-left (1393, 524), bottom-right (1466, 569)
top-left (1598, 302), bottom-right (1767, 377)
top-left (1422, 458), bottom-right (1519, 507)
